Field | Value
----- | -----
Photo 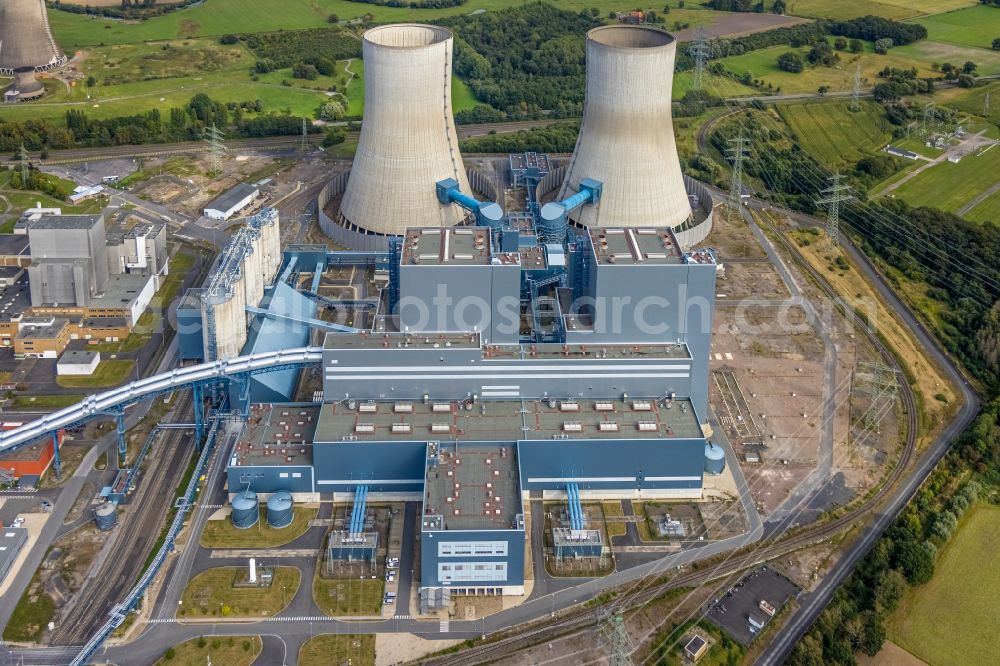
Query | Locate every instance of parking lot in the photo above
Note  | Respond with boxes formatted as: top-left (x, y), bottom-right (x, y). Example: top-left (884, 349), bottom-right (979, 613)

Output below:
top-left (705, 567), bottom-right (801, 645)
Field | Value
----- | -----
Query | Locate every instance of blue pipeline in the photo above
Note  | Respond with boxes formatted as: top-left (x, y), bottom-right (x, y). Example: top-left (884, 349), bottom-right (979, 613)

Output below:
top-left (350, 484), bottom-right (369, 535)
top-left (448, 189), bottom-right (482, 212)
top-left (558, 188), bottom-right (593, 213)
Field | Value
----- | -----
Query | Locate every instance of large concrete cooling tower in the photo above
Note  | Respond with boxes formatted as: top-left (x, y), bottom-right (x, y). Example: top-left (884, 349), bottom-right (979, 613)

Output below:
top-left (558, 26), bottom-right (691, 229)
top-left (337, 24), bottom-right (472, 237)
top-left (0, 0), bottom-right (66, 75)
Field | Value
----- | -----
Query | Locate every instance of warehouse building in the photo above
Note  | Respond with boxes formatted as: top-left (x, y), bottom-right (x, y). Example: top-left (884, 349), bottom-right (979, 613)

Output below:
top-left (203, 183), bottom-right (260, 221)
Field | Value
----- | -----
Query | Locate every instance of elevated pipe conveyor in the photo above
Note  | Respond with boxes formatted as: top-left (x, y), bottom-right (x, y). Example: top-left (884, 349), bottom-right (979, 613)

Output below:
top-left (436, 178), bottom-right (505, 227)
top-left (0, 346), bottom-right (325, 463)
top-left (538, 177), bottom-right (603, 243)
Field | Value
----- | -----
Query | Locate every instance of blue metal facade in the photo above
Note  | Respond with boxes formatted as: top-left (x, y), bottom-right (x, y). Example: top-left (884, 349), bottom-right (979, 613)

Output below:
top-left (227, 464), bottom-right (314, 494)
top-left (420, 527), bottom-right (526, 589)
top-left (517, 438), bottom-right (705, 493)
top-left (312, 441), bottom-right (427, 493)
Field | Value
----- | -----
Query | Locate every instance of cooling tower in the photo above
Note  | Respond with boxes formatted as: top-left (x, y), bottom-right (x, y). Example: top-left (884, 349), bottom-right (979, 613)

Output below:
top-left (0, 0), bottom-right (65, 74)
top-left (559, 26), bottom-right (692, 229)
top-left (337, 24), bottom-right (472, 237)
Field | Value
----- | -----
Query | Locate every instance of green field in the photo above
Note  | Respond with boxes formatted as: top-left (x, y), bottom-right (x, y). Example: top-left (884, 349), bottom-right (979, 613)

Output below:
top-left (154, 636), bottom-right (261, 666)
top-left (946, 81), bottom-right (1000, 125)
top-left (915, 6), bottom-right (1000, 50)
top-left (890, 144), bottom-right (1000, 221)
top-left (179, 566), bottom-right (300, 618)
top-left (0, 34), bottom-right (476, 126)
top-left (719, 41), bottom-right (940, 95)
top-left (779, 100), bottom-right (892, 166)
top-left (200, 506), bottom-right (318, 549)
top-left (784, 0), bottom-right (974, 20)
top-left (891, 40), bottom-right (1000, 77)
top-left (889, 503), bottom-right (1000, 666)
top-left (47, 2), bottom-right (724, 48)
top-left (56, 360), bottom-right (136, 388)
top-left (299, 635), bottom-right (375, 666)
top-left (313, 576), bottom-right (383, 617)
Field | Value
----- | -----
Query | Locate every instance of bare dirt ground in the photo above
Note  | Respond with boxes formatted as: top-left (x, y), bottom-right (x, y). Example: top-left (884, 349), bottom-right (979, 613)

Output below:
top-left (675, 13), bottom-right (811, 41)
top-left (717, 261), bottom-right (791, 301)
top-left (374, 634), bottom-right (460, 666)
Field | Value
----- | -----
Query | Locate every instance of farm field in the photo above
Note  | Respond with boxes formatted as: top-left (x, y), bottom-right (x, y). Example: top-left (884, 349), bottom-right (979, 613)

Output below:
top-left (888, 144), bottom-right (1000, 221)
top-left (914, 6), bottom-right (1000, 50)
top-left (719, 42), bottom-right (940, 94)
top-left (779, 100), bottom-right (891, 167)
top-left (889, 503), bottom-right (1000, 666)
top-left (47, 2), bottom-right (725, 48)
top-left (0, 32), bottom-right (470, 126)
top-left (784, 0), bottom-right (973, 21)
top-left (891, 40), bottom-right (1000, 77)
top-left (945, 81), bottom-right (1000, 125)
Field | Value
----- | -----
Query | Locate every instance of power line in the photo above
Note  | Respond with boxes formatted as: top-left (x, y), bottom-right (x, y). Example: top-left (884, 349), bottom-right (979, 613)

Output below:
top-left (850, 62), bottom-right (862, 113)
top-left (204, 124), bottom-right (226, 176)
top-left (688, 28), bottom-right (711, 92)
top-left (816, 172), bottom-right (851, 244)
top-left (858, 361), bottom-right (899, 432)
top-left (726, 133), bottom-right (749, 212)
top-left (598, 609), bottom-right (635, 666)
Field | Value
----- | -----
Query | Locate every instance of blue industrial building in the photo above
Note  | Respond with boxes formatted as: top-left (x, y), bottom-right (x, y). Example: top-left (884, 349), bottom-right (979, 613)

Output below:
top-left (222, 153), bottom-right (719, 600)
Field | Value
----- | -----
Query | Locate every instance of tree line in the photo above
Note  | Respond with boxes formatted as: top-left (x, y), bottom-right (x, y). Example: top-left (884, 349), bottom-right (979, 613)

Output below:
top-left (0, 94), bottom-right (318, 153)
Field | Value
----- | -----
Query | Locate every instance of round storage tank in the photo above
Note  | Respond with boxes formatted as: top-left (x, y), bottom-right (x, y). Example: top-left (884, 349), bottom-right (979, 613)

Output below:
top-left (231, 490), bottom-right (259, 529)
top-left (705, 442), bottom-right (726, 476)
top-left (94, 502), bottom-right (117, 531)
top-left (266, 491), bottom-right (293, 529)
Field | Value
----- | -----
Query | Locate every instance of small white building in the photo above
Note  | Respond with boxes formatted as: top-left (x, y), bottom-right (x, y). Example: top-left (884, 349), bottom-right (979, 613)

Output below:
top-left (57, 350), bottom-right (101, 376)
top-left (203, 183), bottom-right (260, 221)
top-left (67, 185), bottom-right (104, 205)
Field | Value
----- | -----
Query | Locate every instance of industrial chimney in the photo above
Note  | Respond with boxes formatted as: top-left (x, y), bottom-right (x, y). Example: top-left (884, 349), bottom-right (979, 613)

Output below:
top-left (338, 24), bottom-right (473, 238)
top-left (558, 26), bottom-right (692, 229)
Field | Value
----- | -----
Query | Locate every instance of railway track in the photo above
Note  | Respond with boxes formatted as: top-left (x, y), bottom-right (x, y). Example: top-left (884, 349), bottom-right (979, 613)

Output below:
top-left (50, 392), bottom-right (196, 645)
top-left (426, 212), bottom-right (920, 666)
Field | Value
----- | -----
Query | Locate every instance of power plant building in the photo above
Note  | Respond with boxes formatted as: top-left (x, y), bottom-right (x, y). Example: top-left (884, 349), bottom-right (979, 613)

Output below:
top-left (0, 0), bottom-right (66, 76)
top-left (559, 26), bottom-right (692, 229)
top-left (331, 25), bottom-right (476, 246)
top-left (223, 24), bottom-right (720, 602)
top-left (27, 215), bottom-right (109, 307)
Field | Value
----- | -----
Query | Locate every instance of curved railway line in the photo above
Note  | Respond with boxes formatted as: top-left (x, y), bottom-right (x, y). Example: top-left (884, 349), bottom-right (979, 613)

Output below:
top-left (425, 211), bottom-right (923, 666)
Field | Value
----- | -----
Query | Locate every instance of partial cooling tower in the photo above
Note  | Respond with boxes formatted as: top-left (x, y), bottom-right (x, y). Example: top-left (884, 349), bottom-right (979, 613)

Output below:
top-left (0, 0), bottom-right (65, 74)
top-left (338, 25), bottom-right (473, 237)
top-left (559, 26), bottom-right (692, 229)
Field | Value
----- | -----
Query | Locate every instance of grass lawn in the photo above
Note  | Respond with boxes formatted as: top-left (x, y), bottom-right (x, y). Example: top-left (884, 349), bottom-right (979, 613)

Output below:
top-left (154, 636), bottom-right (261, 666)
top-left (946, 81), bottom-right (1000, 125)
top-left (602, 501), bottom-right (627, 538)
top-left (719, 41), bottom-right (939, 95)
top-left (48, 3), bottom-right (724, 47)
top-left (55, 360), bottom-right (136, 389)
top-left (299, 635), bottom-right (375, 666)
top-left (200, 507), bottom-right (318, 549)
top-left (915, 5), bottom-right (1000, 50)
top-left (779, 100), bottom-right (892, 167)
top-left (313, 575), bottom-right (383, 617)
top-left (786, 0), bottom-right (973, 20)
top-left (179, 566), bottom-right (299, 618)
top-left (13, 394), bottom-right (86, 409)
top-left (889, 503), bottom-right (1000, 666)
top-left (2, 571), bottom-right (55, 642)
top-left (890, 144), bottom-right (1000, 218)
top-left (118, 156), bottom-right (201, 189)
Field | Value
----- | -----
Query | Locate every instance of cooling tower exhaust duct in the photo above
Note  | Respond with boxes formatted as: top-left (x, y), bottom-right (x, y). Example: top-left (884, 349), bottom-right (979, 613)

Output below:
top-left (338, 24), bottom-right (473, 237)
top-left (559, 26), bottom-right (692, 229)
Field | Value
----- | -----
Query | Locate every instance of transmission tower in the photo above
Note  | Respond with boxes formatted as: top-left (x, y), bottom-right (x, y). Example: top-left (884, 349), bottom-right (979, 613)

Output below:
top-left (816, 172), bottom-right (851, 243)
top-left (859, 361), bottom-right (899, 431)
top-left (688, 28), bottom-right (711, 92)
top-left (726, 133), bottom-right (750, 212)
top-left (18, 143), bottom-right (29, 184)
top-left (598, 610), bottom-right (635, 666)
top-left (204, 124), bottom-right (227, 176)
top-left (301, 117), bottom-right (309, 152)
top-left (850, 62), bottom-right (862, 112)
top-left (922, 104), bottom-right (936, 137)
